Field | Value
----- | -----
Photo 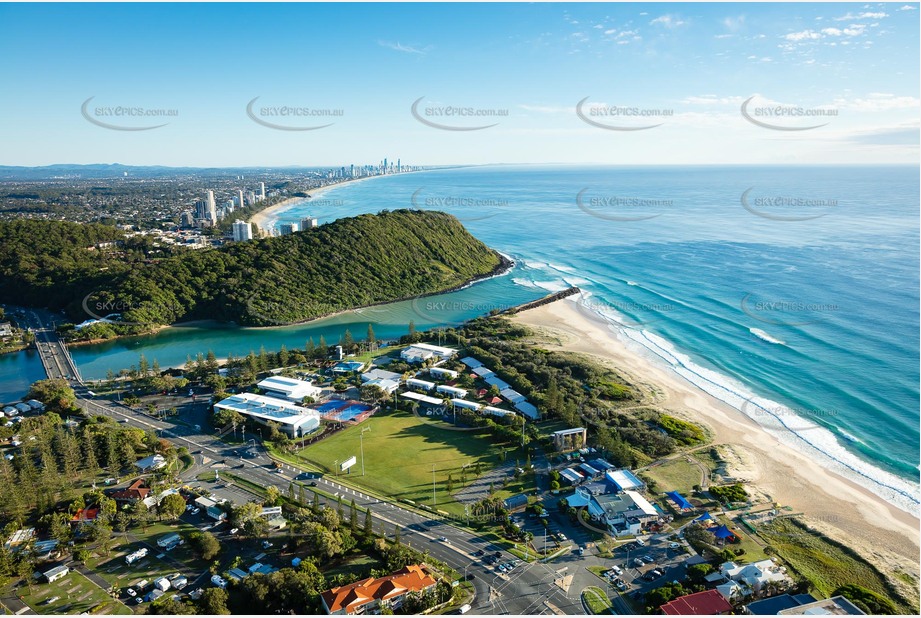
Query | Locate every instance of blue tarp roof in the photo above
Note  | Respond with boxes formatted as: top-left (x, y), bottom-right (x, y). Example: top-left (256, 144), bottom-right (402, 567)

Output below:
top-left (695, 512), bottom-right (715, 521)
top-left (709, 524), bottom-right (737, 539)
top-left (666, 491), bottom-right (694, 510)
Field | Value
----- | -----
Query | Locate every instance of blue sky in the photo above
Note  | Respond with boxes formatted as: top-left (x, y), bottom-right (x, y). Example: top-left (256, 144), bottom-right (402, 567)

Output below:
top-left (0, 2), bottom-right (917, 166)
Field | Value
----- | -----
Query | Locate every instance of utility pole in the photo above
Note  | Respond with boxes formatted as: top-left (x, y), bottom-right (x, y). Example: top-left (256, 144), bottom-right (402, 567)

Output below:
top-left (360, 426), bottom-right (371, 476)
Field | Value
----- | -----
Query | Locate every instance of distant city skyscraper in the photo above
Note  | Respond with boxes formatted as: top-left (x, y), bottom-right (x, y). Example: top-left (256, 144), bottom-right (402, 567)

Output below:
top-left (237, 189), bottom-right (245, 209)
top-left (232, 219), bottom-right (253, 241)
top-left (204, 190), bottom-right (217, 224)
top-left (260, 182), bottom-right (266, 200)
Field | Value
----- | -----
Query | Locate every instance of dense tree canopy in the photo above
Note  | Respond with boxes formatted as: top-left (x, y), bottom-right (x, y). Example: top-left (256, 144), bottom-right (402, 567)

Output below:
top-left (0, 210), bottom-right (504, 330)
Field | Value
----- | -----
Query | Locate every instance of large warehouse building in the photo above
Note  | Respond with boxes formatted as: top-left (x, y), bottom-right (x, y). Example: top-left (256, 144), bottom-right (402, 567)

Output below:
top-left (214, 393), bottom-right (320, 437)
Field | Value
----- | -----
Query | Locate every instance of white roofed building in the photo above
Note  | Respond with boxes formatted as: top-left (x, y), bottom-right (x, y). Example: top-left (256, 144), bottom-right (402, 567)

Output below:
top-left (436, 384), bottom-right (467, 398)
top-left (428, 367), bottom-right (458, 379)
top-left (450, 399), bottom-right (482, 411)
top-left (258, 376), bottom-right (322, 402)
top-left (400, 343), bottom-right (457, 364)
top-left (406, 378), bottom-right (436, 391)
top-left (214, 393), bottom-right (320, 437)
top-left (400, 392), bottom-right (443, 406)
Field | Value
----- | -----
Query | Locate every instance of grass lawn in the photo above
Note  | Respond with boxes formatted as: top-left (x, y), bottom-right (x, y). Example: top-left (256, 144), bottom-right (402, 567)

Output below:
top-left (296, 407), bottom-right (517, 516)
top-left (581, 586), bottom-right (612, 614)
top-left (641, 458), bottom-right (705, 497)
top-left (86, 522), bottom-right (208, 594)
top-left (20, 570), bottom-right (132, 615)
top-left (323, 553), bottom-right (384, 580)
top-left (714, 514), bottom-right (768, 563)
top-left (757, 517), bottom-right (914, 614)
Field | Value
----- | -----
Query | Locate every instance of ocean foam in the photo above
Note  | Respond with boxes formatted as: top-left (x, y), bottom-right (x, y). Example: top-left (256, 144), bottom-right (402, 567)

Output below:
top-left (750, 327), bottom-right (786, 345)
top-left (616, 325), bottom-right (920, 515)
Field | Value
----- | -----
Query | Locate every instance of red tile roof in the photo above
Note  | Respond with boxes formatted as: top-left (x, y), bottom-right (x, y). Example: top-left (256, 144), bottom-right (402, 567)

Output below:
top-left (71, 507), bottom-right (100, 523)
top-left (110, 479), bottom-right (151, 502)
top-left (321, 564), bottom-right (436, 614)
top-left (661, 589), bottom-right (733, 615)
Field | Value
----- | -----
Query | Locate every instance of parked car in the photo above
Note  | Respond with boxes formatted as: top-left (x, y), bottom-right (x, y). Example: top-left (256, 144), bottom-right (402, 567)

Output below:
top-left (473, 549), bottom-right (485, 557)
top-left (642, 555), bottom-right (654, 563)
top-left (262, 540), bottom-right (273, 549)
top-left (633, 558), bottom-right (645, 567)
top-left (229, 528), bottom-right (239, 535)
top-left (190, 508), bottom-right (200, 515)
top-left (669, 541), bottom-right (681, 550)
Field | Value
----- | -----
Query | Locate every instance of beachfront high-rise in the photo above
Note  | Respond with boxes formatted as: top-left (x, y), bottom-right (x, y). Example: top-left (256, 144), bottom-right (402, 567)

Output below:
top-left (232, 219), bottom-right (253, 242)
top-left (278, 222), bottom-right (298, 236)
top-left (301, 216), bottom-right (318, 230)
top-left (260, 182), bottom-right (266, 200)
top-left (237, 189), bottom-right (245, 210)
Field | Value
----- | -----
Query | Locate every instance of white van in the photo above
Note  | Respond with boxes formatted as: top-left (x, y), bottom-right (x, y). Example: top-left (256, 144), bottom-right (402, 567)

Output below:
top-left (459, 604), bottom-right (472, 614)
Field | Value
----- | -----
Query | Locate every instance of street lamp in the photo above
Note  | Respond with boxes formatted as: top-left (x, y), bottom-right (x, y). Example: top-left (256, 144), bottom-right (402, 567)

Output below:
top-left (360, 426), bottom-right (371, 476)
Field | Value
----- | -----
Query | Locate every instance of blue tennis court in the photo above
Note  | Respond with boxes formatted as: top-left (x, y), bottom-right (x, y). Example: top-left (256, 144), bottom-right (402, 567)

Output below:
top-left (311, 399), bottom-right (376, 422)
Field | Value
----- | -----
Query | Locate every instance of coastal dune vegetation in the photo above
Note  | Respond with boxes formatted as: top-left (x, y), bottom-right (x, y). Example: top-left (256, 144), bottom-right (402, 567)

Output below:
top-left (0, 210), bottom-right (505, 334)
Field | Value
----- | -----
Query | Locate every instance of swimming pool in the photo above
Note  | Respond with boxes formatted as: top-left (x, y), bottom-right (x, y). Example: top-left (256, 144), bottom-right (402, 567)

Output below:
top-left (312, 399), bottom-right (375, 422)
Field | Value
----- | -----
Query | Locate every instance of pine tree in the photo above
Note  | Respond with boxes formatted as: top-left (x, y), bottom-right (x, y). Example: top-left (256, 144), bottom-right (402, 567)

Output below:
top-left (305, 338), bottom-right (316, 357)
top-left (299, 485), bottom-right (308, 506)
top-left (337, 495), bottom-right (344, 521)
top-left (287, 482), bottom-right (296, 502)
top-left (366, 324), bottom-right (376, 346)
top-left (408, 320), bottom-right (416, 339)
top-left (394, 525), bottom-right (401, 546)
top-left (350, 499), bottom-right (358, 533)
top-left (318, 335), bottom-right (328, 355)
top-left (312, 491), bottom-right (320, 512)
top-left (82, 431), bottom-right (99, 477)
top-left (341, 329), bottom-right (354, 351)
top-left (364, 508), bottom-right (373, 536)
top-left (278, 345), bottom-right (289, 368)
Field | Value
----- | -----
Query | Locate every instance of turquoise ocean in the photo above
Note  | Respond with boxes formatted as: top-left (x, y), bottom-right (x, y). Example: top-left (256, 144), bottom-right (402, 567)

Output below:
top-left (2, 165), bottom-right (918, 513)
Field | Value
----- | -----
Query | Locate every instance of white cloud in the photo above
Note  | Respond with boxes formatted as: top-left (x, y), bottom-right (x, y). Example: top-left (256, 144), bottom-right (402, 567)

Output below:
top-left (833, 93), bottom-right (921, 111)
top-left (650, 14), bottom-right (686, 28)
top-left (833, 11), bottom-right (888, 20)
top-left (377, 40), bottom-right (428, 55)
top-left (722, 16), bottom-right (746, 31)
top-left (681, 95), bottom-right (746, 106)
top-left (784, 29), bottom-right (822, 41)
top-left (603, 29), bottom-right (617, 35)
top-left (714, 34), bottom-right (734, 39)
top-left (900, 5), bottom-right (917, 10)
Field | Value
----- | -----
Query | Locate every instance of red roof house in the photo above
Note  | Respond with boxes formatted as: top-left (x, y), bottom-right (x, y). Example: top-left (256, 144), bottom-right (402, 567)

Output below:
top-left (320, 564), bottom-right (436, 614)
top-left (110, 479), bottom-right (151, 502)
top-left (661, 589), bottom-right (734, 615)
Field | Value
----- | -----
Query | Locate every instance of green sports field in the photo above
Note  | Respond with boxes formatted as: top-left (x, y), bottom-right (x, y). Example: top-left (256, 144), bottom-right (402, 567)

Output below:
top-left (297, 407), bottom-right (519, 515)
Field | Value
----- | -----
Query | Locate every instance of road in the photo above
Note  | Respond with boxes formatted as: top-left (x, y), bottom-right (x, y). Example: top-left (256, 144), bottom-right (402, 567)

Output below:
top-left (22, 310), bottom-right (590, 615)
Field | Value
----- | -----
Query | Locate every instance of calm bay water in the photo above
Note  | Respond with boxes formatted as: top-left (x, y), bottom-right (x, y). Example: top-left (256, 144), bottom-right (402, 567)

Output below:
top-left (3, 165), bottom-right (918, 511)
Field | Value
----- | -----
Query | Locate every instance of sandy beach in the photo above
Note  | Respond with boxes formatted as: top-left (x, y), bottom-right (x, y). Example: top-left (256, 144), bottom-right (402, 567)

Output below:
top-left (248, 174), bottom-right (384, 233)
top-left (510, 298), bottom-right (920, 589)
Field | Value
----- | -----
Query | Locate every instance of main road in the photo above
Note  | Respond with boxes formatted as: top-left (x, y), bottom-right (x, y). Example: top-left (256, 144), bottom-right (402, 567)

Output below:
top-left (22, 310), bottom-right (589, 615)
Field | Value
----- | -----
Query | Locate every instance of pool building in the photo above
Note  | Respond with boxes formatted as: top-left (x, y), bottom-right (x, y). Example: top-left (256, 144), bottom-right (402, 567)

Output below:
top-left (214, 393), bottom-right (320, 437)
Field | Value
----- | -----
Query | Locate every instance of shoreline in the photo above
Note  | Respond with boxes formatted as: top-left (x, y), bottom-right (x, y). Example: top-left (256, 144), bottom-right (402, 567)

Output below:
top-left (248, 172), bottom-right (399, 232)
top-left (508, 298), bottom-right (920, 580)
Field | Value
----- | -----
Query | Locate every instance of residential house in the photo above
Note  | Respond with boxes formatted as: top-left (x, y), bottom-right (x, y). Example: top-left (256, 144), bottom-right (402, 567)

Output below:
top-left (661, 589), bottom-right (734, 615)
top-left (320, 564), bottom-right (437, 615)
top-left (110, 479), bottom-right (151, 503)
